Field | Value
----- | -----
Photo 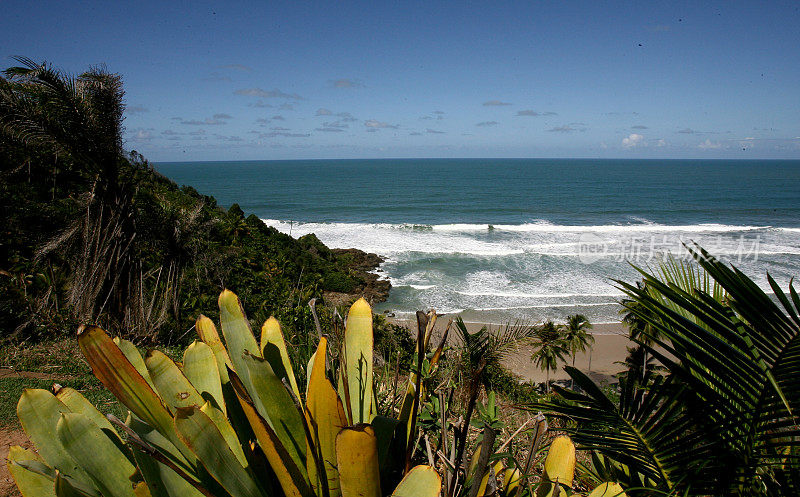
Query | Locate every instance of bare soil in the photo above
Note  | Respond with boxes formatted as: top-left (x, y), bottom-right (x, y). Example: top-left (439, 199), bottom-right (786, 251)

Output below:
top-left (0, 425), bottom-right (30, 497)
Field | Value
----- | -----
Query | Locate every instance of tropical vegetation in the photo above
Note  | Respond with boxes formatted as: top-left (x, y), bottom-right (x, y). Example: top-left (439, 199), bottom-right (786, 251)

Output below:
top-left (5, 57), bottom-right (800, 497)
top-left (0, 57), bottom-right (384, 345)
top-left (533, 245), bottom-right (800, 496)
top-left (530, 321), bottom-right (569, 393)
top-left (8, 292), bottom-right (623, 497)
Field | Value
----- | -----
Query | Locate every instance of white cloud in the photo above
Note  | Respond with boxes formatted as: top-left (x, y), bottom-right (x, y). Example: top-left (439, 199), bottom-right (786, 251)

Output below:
top-left (180, 118), bottom-right (225, 125)
top-left (315, 108), bottom-right (333, 116)
top-left (698, 139), bottom-right (722, 149)
top-left (622, 133), bottom-right (644, 148)
top-left (234, 88), bottom-right (304, 100)
top-left (516, 110), bottom-right (557, 116)
top-left (483, 100), bottom-right (512, 106)
top-left (126, 105), bottom-right (148, 114)
top-left (364, 119), bottom-right (398, 129)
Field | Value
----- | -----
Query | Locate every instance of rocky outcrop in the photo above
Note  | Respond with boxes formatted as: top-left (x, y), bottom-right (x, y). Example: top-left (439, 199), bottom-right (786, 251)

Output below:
top-left (326, 248), bottom-right (391, 306)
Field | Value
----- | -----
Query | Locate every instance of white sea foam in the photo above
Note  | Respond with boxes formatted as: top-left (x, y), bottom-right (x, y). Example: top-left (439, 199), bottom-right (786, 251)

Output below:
top-left (263, 218), bottom-right (781, 235)
top-left (262, 217), bottom-right (800, 322)
top-left (428, 221), bottom-right (769, 233)
top-left (472, 302), bottom-right (620, 311)
top-left (456, 290), bottom-right (626, 298)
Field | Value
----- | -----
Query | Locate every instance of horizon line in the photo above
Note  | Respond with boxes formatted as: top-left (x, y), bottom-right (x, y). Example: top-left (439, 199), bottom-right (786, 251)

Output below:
top-left (152, 156), bottom-right (800, 164)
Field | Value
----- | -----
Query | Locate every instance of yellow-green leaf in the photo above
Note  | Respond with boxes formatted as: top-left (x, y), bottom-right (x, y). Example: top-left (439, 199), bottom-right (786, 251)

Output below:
top-left (174, 407), bottom-right (262, 497)
top-left (336, 425), bottom-right (381, 497)
top-left (501, 467), bottom-right (521, 497)
top-left (536, 435), bottom-right (576, 497)
top-left (587, 482), bottom-right (627, 497)
top-left (343, 298), bottom-right (374, 424)
top-left (9, 451), bottom-right (100, 497)
top-left (201, 401), bottom-right (248, 467)
top-left (476, 461), bottom-right (503, 497)
top-left (543, 436), bottom-right (575, 487)
top-left (196, 315), bottom-right (233, 384)
top-left (113, 337), bottom-right (156, 392)
top-left (218, 290), bottom-right (260, 390)
top-left (56, 413), bottom-right (137, 497)
top-left (77, 326), bottom-right (177, 449)
top-left (17, 389), bottom-right (92, 485)
top-left (183, 341), bottom-right (224, 413)
top-left (260, 317), bottom-right (300, 400)
top-left (306, 337), bottom-right (347, 497)
top-left (229, 372), bottom-right (312, 497)
top-left (54, 386), bottom-right (121, 443)
top-left (391, 465), bottom-right (441, 497)
top-left (125, 413), bottom-right (201, 497)
top-left (55, 470), bottom-right (92, 497)
top-left (145, 350), bottom-right (204, 412)
top-left (242, 352), bottom-right (307, 473)
top-left (7, 446), bottom-right (57, 497)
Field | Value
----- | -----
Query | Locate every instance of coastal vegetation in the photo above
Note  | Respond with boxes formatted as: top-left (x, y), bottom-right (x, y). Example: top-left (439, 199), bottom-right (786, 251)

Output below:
top-left (0, 57), bottom-right (389, 346)
top-left (3, 58), bottom-right (800, 497)
top-left (533, 246), bottom-right (800, 495)
top-left (7, 292), bottom-right (624, 497)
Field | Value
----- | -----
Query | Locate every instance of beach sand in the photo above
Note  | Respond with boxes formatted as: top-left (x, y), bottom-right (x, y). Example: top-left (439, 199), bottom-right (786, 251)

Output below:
top-left (388, 316), bottom-right (632, 385)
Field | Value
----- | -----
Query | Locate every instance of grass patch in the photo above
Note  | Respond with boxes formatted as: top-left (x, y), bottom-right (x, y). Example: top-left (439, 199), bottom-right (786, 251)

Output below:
top-left (0, 337), bottom-right (170, 427)
top-left (0, 376), bottom-right (125, 427)
top-left (0, 338), bottom-right (92, 377)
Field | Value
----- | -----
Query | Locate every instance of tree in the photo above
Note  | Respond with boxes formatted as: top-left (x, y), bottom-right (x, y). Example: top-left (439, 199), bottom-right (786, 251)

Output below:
top-left (447, 317), bottom-right (537, 497)
top-left (563, 314), bottom-right (594, 387)
top-left (531, 320), bottom-right (568, 393)
top-left (0, 57), bottom-right (139, 332)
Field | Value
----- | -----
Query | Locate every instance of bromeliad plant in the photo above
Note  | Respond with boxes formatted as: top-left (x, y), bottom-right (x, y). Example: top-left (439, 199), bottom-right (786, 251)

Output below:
top-left (8, 291), bottom-right (441, 497)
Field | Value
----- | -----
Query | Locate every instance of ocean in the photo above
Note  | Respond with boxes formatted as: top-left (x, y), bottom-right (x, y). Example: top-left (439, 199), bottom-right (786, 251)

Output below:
top-left (155, 159), bottom-right (800, 325)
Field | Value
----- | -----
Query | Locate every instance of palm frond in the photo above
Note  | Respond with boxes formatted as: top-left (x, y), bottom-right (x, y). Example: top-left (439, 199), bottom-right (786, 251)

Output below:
top-left (531, 245), bottom-right (800, 496)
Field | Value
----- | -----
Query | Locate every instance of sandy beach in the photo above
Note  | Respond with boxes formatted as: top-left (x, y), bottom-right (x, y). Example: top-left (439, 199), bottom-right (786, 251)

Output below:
top-left (388, 316), bottom-right (632, 385)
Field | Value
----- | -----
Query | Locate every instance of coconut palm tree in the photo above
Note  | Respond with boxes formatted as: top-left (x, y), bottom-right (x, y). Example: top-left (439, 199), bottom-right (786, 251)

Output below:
top-left (563, 313), bottom-right (594, 387)
top-left (531, 320), bottom-right (568, 393)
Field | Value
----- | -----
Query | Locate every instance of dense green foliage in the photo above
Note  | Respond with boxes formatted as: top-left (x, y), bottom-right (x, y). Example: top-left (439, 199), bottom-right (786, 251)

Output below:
top-left (0, 58), bottom-right (379, 344)
top-left (534, 245), bottom-right (800, 496)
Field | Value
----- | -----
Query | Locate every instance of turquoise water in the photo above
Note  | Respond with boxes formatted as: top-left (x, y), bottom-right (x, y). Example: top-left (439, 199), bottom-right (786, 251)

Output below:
top-left (156, 159), bottom-right (800, 324)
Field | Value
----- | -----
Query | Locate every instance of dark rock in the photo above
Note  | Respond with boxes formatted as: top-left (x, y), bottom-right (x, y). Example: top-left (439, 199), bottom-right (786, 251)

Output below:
top-left (323, 248), bottom-right (392, 306)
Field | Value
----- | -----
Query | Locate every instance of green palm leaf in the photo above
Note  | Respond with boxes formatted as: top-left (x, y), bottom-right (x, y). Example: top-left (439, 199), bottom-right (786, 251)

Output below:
top-left (533, 244), bottom-right (800, 496)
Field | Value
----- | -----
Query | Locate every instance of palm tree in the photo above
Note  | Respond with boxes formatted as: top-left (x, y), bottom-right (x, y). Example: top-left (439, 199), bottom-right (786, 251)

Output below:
top-left (447, 317), bottom-right (538, 497)
top-left (1, 58), bottom-right (137, 332)
top-left (563, 314), bottom-right (594, 387)
top-left (531, 320), bottom-right (568, 393)
top-left (533, 244), bottom-right (800, 496)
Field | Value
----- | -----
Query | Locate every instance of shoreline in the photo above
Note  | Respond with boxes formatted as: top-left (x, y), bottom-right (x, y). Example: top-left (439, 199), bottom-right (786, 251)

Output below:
top-left (388, 316), bottom-right (632, 385)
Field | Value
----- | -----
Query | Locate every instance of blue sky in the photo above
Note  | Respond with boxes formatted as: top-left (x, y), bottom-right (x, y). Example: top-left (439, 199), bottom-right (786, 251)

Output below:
top-left (3, 1), bottom-right (799, 161)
